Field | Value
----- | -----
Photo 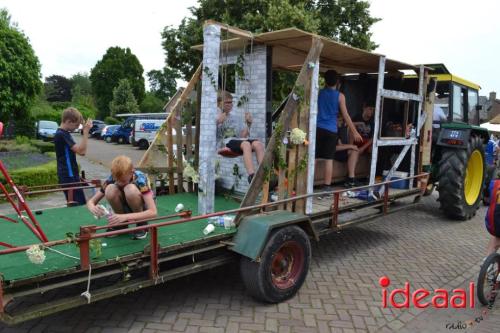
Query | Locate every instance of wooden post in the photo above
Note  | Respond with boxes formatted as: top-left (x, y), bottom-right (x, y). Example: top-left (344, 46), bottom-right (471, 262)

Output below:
top-left (186, 102), bottom-right (194, 192)
top-left (175, 107), bottom-right (184, 193)
top-left (286, 115), bottom-right (298, 211)
top-left (166, 119), bottom-right (176, 193)
top-left (236, 37), bottom-right (324, 223)
top-left (295, 61), bottom-right (313, 213)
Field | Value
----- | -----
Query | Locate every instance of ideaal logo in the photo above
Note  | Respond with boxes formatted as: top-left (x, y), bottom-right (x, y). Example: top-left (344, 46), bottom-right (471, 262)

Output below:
top-left (379, 276), bottom-right (475, 309)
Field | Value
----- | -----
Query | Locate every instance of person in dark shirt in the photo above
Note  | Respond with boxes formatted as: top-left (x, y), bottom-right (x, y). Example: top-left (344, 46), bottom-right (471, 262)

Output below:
top-left (352, 103), bottom-right (375, 154)
top-left (316, 70), bottom-right (362, 190)
top-left (54, 107), bottom-right (92, 205)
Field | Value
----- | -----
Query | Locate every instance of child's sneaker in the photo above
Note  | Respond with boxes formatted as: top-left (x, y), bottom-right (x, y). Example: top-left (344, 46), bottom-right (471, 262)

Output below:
top-left (132, 230), bottom-right (148, 240)
top-left (105, 226), bottom-right (127, 238)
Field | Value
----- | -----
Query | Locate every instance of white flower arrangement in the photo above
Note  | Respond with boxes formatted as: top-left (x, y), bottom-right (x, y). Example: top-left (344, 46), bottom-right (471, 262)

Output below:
top-left (183, 163), bottom-right (199, 183)
top-left (290, 128), bottom-right (307, 145)
top-left (26, 244), bottom-right (46, 265)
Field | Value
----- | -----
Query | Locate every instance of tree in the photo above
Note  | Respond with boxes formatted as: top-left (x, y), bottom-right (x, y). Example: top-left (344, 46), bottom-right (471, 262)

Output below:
top-left (71, 72), bottom-right (95, 107)
top-left (139, 92), bottom-right (164, 114)
top-left (90, 47), bottom-right (145, 119)
top-left (0, 8), bottom-right (42, 135)
top-left (44, 75), bottom-right (72, 102)
top-left (109, 79), bottom-right (139, 117)
top-left (147, 66), bottom-right (178, 101)
top-left (161, 0), bottom-right (379, 81)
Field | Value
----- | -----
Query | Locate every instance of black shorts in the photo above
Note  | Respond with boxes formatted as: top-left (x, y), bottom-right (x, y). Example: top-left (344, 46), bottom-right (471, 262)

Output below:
top-left (226, 139), bottom-right (257, 154)
top-left (315, 128), bottom-right (338, 159)
top-left (334, 150), bottom-right (348, 162)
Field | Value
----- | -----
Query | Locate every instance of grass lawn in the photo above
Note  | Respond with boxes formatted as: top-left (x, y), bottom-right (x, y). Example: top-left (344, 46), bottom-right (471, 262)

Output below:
top-left (0, 151), bottom-right (54, 170)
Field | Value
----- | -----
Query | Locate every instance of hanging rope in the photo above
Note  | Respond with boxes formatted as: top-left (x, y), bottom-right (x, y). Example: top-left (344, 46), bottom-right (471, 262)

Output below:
top-left (45, 246), bottom-right (93, 304)
top-left (245, 34), bottom-right (255, 136)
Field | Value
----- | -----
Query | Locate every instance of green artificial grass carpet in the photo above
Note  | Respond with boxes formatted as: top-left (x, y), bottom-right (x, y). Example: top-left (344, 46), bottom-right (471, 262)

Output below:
top-left (0, 193), bottom-right (239, 282)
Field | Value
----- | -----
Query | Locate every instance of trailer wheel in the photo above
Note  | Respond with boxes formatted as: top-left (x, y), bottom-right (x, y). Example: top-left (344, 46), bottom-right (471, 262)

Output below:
top-left (437, 136), bottom-right (485, 220)
top-left (240, 225), bottom-right (311, 303)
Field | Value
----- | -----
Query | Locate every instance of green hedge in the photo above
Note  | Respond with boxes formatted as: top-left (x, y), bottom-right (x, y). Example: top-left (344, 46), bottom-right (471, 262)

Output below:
top-left (0, 161), bottom-right (58, 188)
top-left (30, 140), bottom-right (55, 153)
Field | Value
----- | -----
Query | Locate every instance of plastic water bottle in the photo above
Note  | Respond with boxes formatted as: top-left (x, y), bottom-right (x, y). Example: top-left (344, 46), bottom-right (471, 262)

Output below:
top-left (207, 216), bottom-right (225, 227)
top-left (223, 215), bottom-right (235, 229)
top-left (94, 204), bottom-right (113, 219)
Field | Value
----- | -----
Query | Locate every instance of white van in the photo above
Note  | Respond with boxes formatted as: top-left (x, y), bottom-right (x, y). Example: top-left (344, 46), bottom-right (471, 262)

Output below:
top-left (131, 118), bottom-right (166, 149)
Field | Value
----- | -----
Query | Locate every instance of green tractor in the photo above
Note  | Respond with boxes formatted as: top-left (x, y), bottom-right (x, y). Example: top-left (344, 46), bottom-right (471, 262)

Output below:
top-left (424, 64), bottom-right (489, 220)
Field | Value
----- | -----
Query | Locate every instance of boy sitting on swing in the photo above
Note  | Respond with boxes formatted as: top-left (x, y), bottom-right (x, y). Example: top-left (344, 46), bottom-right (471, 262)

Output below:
top-left (216, 90), bottom-right (264, 184)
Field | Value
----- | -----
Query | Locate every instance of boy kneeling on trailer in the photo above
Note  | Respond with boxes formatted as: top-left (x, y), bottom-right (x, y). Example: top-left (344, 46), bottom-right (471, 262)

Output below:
top-left (87, 155), bottom-right (157, 240)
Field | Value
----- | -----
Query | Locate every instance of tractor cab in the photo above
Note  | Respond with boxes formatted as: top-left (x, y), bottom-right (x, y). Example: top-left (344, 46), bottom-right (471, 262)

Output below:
top-left (428, 63), bottom-right (481, 125)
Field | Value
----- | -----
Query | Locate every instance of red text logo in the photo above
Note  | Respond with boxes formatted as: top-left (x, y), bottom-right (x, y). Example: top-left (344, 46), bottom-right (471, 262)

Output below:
top-left (379, 276), bottom-right (475, 309)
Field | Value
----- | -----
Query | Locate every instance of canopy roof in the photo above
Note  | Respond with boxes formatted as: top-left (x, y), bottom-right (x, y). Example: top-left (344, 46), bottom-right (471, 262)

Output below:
top-left (193, 23), bottom-right (418, 74)
top-left (481, 122), bottom-right (500, 134)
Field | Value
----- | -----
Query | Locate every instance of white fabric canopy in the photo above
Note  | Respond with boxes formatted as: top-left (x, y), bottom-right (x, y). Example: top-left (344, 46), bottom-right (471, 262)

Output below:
top-left (480, 122), bottom-right (500, 133)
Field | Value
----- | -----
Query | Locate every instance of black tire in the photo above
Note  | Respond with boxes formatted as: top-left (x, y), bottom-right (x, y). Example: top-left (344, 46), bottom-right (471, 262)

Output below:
top-left (437, 136), bottom-right (486, 220)
top-left (240, 225), bottom-right (311, 303)
top-left (117, 137), bottom-right (125, 144)
top-left (138, 140), bottom-right (149, 150)
top-left (477, 252), bottom-right (500, 306)
top-left (105, 136), bottom-right (112, 143)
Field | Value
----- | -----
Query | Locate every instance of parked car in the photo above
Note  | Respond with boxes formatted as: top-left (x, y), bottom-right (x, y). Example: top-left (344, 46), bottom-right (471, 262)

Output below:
top-left (110, 117), bottom-right (139, 144)
top-left (80, 120), bottom-right (105, 136)
top-left (101, 125), bottom-right (120, 143)
top-left (89, 120), bottom-right (105, 136)
top-left (91, 123), bottom-right (107, 139)
top-left (111, 126), bottom-right (132, 144)
top-left (36, 120), bottom-right (58, 141)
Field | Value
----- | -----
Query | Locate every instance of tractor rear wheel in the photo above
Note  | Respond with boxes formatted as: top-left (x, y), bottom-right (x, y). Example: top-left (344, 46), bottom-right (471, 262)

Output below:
top-left (437, 136), bottom-right (485, 220)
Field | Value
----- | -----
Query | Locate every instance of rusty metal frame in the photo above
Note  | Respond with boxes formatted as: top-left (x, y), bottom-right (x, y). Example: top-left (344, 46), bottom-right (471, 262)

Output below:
top-left (0, 172), bottom-right (428, 325)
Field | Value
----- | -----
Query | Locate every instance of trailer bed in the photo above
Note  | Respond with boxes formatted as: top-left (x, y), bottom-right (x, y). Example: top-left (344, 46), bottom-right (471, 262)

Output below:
top-left (311, 186), bottom-right (419, 214)
top-left (0, 193), bottom-right (240, 283)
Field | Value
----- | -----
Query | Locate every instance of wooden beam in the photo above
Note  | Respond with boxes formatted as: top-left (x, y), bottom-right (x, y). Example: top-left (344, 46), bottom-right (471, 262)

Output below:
top-left (175, 106), bottom-right (184, 193)
top-left (137, 94), bottom-right (181, 169)
top-left (204, 20), bottom-right (254, 39)
top-left (295, 66), bottom-right (313, 213)
top-left (236, 37), bottom-right (324, 222)
top-left (186, 103), bottom-right (194, 192)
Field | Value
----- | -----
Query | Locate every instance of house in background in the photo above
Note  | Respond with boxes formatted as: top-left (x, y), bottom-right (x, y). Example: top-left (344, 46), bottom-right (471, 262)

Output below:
top-left (481, 91), bottom-right (500, 121)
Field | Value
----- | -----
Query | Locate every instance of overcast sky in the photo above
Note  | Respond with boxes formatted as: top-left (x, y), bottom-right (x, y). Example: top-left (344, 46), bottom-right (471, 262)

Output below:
top-left (1, 0), bottom-right (498, 95)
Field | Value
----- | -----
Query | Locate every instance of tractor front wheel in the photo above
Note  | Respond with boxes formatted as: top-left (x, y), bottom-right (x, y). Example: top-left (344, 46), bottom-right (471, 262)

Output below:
top-left (240, 226), bottom-right (311, 303)
top-left (437, 136), bottom-right (485, 220)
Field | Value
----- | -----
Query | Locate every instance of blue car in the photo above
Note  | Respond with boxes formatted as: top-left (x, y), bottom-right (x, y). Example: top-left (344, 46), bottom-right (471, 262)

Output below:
top-left (110, 117), bottom-right (135, 144)
top-left (111, 126), bottom-right (132, 144)
top-left (102, 125), bottom-right (120, 143)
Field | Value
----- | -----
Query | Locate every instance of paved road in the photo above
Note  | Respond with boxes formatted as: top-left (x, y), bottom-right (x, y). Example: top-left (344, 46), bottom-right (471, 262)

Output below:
top-left (73, 133), bottom-right (146, 169)
top-left (1, 142), bottom-right (499, 332)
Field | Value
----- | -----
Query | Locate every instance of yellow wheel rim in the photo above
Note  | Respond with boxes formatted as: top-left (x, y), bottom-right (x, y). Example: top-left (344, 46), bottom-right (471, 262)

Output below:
top-left (464, 150), bottom-right (484, 205)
